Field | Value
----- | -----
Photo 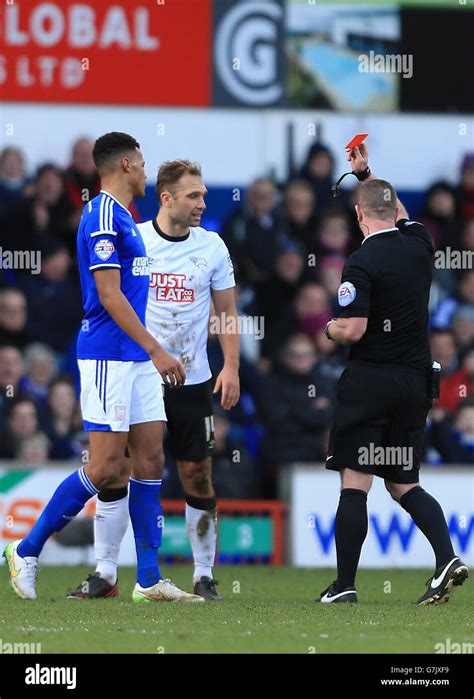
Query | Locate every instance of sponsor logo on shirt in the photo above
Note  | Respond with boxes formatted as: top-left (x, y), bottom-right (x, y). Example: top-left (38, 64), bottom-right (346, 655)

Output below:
top-left (149, 273), bottom-right (195, 302)
top-left (132, 256), bottom-right (151, 276)
top-left (94, 239), bottom-right (115, 261)
top-left (338, 281), bottom-right (356, 307)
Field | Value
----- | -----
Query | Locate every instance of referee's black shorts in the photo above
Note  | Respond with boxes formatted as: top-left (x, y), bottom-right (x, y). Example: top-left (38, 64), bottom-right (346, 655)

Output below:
top-left (164, 379), bottom-right (215, 462)
top-left (326, 361), bottom-right (432, 484)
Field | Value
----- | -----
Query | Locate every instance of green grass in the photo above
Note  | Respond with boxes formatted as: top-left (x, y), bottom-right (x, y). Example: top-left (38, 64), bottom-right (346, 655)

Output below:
top-left (0, 566), bottom-right (472, 654)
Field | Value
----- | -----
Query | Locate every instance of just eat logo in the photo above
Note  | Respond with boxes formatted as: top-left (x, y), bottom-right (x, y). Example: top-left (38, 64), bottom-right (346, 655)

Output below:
top-left (149, 273), bottom-right (194, 302)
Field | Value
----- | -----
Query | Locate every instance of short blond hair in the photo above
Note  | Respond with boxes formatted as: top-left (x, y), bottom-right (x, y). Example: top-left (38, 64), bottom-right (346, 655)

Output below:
top-left (156, 159), bottom-right (202, 197)
top-left (358, 179), bottom-right (398, 220)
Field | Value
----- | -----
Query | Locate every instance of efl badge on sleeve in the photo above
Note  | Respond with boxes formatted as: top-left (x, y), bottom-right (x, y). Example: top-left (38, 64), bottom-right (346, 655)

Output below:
top-left (94, 239), bottom-right (115, 261)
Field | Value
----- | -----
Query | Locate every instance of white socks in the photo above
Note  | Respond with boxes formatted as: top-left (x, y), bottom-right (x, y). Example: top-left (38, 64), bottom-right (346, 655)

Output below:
top-left (94, 494), bottom-right (129, 585)
top-left (185, 503), bottom-right (217, 583)
top-left (93, 493), bottom-right (218, 585)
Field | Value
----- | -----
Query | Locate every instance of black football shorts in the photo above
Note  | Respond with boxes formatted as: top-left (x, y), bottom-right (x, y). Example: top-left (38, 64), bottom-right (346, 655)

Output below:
top-left (164, 379), bottom-right (215, 462)
top-left (326, 361), bottom-right (432, 484)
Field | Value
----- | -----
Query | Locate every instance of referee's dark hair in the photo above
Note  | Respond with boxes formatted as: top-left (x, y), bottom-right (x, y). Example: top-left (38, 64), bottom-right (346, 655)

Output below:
top-left (358, 179), bottom-right (398, 221)
top-left (92, 132), bottom-right (140, 173)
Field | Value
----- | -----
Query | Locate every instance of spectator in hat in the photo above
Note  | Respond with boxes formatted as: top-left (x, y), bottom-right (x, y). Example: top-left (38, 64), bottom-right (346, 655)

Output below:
top-left (418, 180), bottom-right (458, 251)
top-left (300, 142), bottom-right (335, 214)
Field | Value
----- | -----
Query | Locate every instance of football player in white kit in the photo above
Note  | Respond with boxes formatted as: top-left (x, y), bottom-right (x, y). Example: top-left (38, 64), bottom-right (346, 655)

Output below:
top-left (68, 160), bottom-right (240, 601)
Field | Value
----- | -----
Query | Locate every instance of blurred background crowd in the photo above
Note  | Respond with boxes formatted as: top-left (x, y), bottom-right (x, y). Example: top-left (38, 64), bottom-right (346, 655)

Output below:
top-left (0, 138), bottom-right (473, 498)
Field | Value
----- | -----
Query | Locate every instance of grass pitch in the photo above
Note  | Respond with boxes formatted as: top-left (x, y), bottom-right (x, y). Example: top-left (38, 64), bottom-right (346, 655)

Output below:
top-left (0, 566), bottom-right (471, 654)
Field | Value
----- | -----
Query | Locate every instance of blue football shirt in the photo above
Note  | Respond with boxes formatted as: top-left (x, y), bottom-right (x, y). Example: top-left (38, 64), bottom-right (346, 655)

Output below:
top-left (76, 190), bottom-right (150, 361)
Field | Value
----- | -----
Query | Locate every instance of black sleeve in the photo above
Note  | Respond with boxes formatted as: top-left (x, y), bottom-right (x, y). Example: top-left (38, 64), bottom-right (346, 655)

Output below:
top-left (396, 218), bottom-right (434, 254)
top-left (337, 254), bottom-right (372, 319)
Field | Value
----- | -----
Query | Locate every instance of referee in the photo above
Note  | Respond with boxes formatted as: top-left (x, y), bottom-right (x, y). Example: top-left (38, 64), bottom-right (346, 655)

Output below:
top-left (319, 142), bottom-right (469, 605)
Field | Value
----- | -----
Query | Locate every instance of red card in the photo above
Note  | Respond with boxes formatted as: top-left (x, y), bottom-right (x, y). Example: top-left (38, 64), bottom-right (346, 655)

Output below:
top-left (345, 133), bottom-right (368, 150)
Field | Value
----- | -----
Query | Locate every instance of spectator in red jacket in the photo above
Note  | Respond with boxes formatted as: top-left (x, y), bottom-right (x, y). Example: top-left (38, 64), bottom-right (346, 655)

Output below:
top-left (63, 137), bottom-right (101, 229)
top-left (438, 348), bottom-right (474, 414)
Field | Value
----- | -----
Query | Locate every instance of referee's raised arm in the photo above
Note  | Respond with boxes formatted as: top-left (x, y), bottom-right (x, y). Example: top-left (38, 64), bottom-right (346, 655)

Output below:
top-left (346, 142), bottom-right (409, 219)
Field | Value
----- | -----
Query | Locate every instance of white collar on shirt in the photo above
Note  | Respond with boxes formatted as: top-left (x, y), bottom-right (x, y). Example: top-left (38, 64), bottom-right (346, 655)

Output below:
top-left (100, 189), bottom-right (132, 215)
top-left (361, 227), bottom-right (398, 245)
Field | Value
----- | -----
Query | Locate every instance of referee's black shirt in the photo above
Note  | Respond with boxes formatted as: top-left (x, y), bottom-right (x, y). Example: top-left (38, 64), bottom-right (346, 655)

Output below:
top-left (337, 219), bottom-right (434, 371)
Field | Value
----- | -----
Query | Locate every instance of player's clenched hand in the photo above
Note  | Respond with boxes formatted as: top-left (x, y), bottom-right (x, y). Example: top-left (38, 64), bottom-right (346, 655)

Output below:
top-left (213, 366), bottom-right (240, 410)
top-left (150, 346), bottom-right (186, 388)
top-left (346, 142), bottom-right (369, 173)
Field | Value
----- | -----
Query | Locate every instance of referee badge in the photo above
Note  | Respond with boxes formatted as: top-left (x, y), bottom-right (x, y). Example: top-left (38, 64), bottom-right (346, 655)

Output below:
top-left (338, 281), bottom-right (356, 307)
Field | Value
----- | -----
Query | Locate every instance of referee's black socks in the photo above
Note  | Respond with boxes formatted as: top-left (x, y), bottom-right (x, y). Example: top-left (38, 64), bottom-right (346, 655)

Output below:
top-left (399, 486), bottom-right (455, 569)
top-left (335, 488), bottom-right (368, 591)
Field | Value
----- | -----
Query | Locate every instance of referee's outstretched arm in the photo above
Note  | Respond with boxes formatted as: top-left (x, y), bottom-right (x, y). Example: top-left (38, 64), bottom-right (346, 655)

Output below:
top-left (325, 142), bottom-right (410, 346)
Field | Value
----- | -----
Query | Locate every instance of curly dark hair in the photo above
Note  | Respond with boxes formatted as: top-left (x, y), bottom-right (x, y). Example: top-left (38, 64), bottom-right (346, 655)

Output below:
top-left (92, 132), bottom-right (140, 172)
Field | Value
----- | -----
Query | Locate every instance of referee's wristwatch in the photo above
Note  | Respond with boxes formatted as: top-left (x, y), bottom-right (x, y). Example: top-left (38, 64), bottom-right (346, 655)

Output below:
top-left (324, 319), bottom-right (337, 341)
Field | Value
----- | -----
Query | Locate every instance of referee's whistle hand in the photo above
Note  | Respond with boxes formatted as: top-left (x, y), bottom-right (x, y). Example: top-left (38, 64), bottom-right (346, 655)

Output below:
top-left (150, 347), bottom-right (186, 387)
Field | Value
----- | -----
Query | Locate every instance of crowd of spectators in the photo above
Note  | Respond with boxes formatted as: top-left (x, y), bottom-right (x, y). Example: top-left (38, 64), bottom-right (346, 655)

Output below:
top-left (0, 138), bottom-right (472, 497)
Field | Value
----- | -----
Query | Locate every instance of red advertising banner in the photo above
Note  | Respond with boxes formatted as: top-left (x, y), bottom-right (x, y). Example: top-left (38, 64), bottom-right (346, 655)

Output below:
top-left (0, 0), bottom-right (212, 106)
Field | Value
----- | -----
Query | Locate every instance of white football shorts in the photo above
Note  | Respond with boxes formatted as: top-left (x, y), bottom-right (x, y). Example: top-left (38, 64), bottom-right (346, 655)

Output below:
top-left (78, 359), bottom-right (166, 432)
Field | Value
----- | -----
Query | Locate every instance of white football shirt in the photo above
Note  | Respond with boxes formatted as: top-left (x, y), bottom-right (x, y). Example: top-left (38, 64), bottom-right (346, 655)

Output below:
top-left (138, 219), bottom-right (235, 385)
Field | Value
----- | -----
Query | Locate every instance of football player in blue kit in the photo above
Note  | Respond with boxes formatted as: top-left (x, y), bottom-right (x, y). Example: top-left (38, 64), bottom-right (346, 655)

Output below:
top-left (4, 132), bottom-right (202, 603)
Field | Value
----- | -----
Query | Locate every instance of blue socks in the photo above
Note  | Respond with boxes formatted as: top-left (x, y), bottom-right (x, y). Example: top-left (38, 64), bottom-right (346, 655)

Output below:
top-left (18, 468), bottom-right (164, 588)
top-left (18, 467), bottom-right (98, 558)
top-left (129, 477), bottom-right (163, 587)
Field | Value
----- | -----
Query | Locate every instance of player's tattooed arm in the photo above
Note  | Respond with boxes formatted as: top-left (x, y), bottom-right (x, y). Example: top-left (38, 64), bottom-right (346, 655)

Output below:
top-left (94, 268), bottom-right (185, 387)
top-left (211, 287), bottom-right (240, 409)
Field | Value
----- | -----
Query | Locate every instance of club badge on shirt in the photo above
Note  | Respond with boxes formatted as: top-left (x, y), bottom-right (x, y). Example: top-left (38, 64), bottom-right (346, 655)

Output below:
top-left (338, 281), bottom-right (356, 307)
